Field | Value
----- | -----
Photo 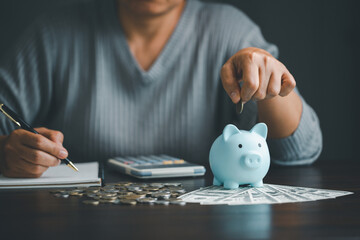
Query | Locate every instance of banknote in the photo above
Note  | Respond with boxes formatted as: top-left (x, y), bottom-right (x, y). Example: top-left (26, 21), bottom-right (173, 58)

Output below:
top-left (179, 184), bottom-right (353, 205)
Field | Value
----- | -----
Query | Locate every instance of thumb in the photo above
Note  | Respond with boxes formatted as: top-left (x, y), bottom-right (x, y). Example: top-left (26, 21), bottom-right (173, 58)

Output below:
top-left (220, 61), bottom-right (242, 104)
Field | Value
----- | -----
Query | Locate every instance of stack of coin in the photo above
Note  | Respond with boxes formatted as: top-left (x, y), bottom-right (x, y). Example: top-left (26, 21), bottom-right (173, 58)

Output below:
top-left (50, 182), bottom-right (187, 206)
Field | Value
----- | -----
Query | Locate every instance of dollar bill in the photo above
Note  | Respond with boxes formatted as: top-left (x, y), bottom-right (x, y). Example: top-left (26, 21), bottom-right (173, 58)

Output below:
top-left (179, 184), bottom-right (353, 205)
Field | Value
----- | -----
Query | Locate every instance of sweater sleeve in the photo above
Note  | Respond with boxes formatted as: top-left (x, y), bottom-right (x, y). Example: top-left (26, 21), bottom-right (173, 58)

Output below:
top-left (267, 89), bottom-right (323, 165)
top-left (0, 17), bottom-right (56, 135)
top-left (214, 4), bottom-right (323, 165)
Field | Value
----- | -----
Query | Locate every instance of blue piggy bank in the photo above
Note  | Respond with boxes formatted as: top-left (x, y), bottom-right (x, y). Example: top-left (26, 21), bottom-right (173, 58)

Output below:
top-left (209, 123), bottom-right (270, 189)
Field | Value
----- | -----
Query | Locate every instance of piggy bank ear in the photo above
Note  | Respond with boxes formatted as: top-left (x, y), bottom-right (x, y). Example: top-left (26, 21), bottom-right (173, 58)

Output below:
top-left (223, 124), bottom-right (240, 141)
top-left (250, 123), bottom-right (268, 139)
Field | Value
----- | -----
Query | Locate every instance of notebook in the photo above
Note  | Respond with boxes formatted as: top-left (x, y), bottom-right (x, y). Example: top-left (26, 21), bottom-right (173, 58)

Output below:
top-left (0, 162), bottom-right (101, 189)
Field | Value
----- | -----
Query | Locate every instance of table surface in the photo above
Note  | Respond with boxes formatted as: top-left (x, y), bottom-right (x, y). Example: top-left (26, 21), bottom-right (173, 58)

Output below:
top-left (0, 159), bottom-right (359, 240)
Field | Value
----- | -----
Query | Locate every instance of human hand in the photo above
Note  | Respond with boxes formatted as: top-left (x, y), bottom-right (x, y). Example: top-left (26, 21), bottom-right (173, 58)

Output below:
top-left (220, 47), bottom-right (296, 103)
top-left (0, 127), bottom-right (68, 178)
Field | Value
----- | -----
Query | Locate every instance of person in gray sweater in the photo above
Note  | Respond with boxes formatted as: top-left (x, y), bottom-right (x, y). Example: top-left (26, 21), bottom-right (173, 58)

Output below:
top-left (0, 0), bottom-right (322, 178)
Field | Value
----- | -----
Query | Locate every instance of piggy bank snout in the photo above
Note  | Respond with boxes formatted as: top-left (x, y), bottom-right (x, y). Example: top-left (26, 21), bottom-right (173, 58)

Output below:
top-left (242, 152), bottom-right (263, 169)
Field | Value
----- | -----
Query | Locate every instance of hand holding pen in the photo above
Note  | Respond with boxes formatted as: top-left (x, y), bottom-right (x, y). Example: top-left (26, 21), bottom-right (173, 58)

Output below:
top-left (0, 104), bottom-right (78, 178)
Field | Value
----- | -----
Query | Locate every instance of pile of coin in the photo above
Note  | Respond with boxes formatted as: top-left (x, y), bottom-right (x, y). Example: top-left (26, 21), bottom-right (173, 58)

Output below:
top-left (50, 182), bottom-right (187, 206)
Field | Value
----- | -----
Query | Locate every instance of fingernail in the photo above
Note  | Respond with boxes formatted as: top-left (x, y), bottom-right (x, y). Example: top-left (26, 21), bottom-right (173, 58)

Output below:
top-left (59, 150), bottom-right (68, 159)
top-left (230, 91), bottom-right (239, 101)
top-left (57, 159), bottom-right (61, 165)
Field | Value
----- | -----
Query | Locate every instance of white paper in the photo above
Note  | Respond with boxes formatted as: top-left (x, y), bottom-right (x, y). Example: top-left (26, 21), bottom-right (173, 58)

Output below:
top-left (0, 162), bottom-right (101, 189)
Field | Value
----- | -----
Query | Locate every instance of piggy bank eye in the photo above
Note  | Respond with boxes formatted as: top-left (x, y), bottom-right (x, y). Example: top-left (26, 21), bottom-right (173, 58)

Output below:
top-left (238, 144), bottom-right (242, 148)
top-left (258, 143), bottom-right (262, 147)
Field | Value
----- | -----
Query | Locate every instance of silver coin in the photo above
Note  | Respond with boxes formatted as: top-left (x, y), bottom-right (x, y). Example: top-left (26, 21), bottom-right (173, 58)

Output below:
top-left (149, 183), bottom-right (164, 188)
top-left (54, 193), bottom-right (69, 198)
top-left (137, 197), bottom-right (156, 204)
top-left (127, 186), bottom-right (141, 192)
top-left (236, 98), bottom-right (244, 114)
top-left (154, 200), bottom-right (169, 205)
top-left (170, 189), bottom-right (186, 194)
top-left (151, 192), bottom-right (171, 200)
top-left (104, 189), bottom-right (119, 193)
top-left (99, 198), bottom-right (117, 204)
top-left (102, 195), bottom-right (118, 200)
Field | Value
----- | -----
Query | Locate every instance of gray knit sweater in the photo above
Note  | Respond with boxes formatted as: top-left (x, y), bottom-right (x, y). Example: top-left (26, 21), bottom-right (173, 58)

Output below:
top-left (0, 0), bottom-right (322, 165)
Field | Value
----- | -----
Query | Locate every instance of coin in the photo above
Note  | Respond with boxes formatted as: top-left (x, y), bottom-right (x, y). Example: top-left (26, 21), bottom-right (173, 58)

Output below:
top-left (99, 198), bottom-right (117, 204)
top-left (154, 200), bottom-right (169, 205)
top-left (150, 183), bottom-right (164, 188)
top-left (69, 190), bottom-right (84, 196)
top-left (54, 193), bottom-right (69, 198)
top-left (102, 195), bottom-right (118, 200)
top-left (236, 98), bottom-right (244, 114)
top-left (127, 186), bottom-right (141, 192)
top-left (123, 194), bottom-right (145, 200)
top-left (151, 192), bottom-right (171, 200)
top-left (51, 181), bottom-right (187, 207)
top-left (85, 189), bottom-right (100, 194)
top-left (142, 187), bottom-right (159, 192)
top-left (119, 199), bottom-right (137, 205)
top-left (104, 189), bottom-right (119, 193)
top-left (82, 200), bottom-right (99, 206)
top-left (137, 197), bottom-right (156, 204)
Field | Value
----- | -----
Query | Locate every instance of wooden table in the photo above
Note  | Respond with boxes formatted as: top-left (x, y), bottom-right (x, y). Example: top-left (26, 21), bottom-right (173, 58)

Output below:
top-left (0, 159), bottom-right (359, 239)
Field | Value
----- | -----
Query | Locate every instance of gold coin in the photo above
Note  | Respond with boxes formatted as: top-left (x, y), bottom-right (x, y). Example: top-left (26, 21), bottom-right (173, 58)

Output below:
top-left (124, 194), bottom-right (145, 200)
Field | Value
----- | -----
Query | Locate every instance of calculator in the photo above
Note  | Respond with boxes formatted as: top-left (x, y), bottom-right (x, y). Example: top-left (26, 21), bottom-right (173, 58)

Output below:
top-left (107, 154), bottom-right (206, 179)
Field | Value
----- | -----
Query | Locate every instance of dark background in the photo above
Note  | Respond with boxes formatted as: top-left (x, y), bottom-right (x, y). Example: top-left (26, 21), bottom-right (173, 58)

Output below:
top-left (0, 0), bottom-right (359, 161)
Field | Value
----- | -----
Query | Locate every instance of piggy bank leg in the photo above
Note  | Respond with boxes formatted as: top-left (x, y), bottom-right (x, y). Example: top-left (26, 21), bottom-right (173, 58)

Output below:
top-left (213, 177), bottom-right (222, 186)
top-left (251, 180), bottom-right (264, 188)
top-left (224, 181), bottom-right (239, 189)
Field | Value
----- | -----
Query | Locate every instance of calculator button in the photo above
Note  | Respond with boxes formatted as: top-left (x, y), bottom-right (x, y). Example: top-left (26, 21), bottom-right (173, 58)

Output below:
top-left (174, 159), bottom-right (185, 164)
top-left (162, 160), bottom-right (174, 165)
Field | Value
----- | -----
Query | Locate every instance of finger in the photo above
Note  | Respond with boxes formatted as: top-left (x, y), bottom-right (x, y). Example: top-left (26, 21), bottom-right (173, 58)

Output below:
top-left (17, 131), bottom-right (68, 159)
top-left (220, 62), bottom-right (241, 103)
top-left (35, 128), bottom-right (64, 144)
top-left (252, 66), bottom-right (268, 101)
top-left (279, 71), bottom-right (296, 96)
top-left (4, 153), bottom-right (48, 178)
top-left (2, 168), bottom-right (43, 178)
top-left (15, 142), bottom-right (61, 167)
top-left (13, 159), bottom-right (48, 177)
top-left (241, 62), bottom-right (259, 102)
top-left (266, 72), bottom-right (281, 98)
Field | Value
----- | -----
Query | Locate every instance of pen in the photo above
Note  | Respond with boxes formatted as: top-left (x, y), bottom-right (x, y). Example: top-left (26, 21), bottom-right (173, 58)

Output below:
top-left (0, 103), bottom-right (79, 172)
